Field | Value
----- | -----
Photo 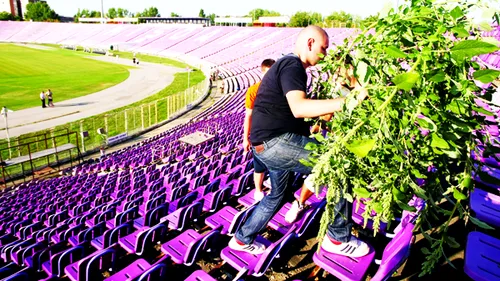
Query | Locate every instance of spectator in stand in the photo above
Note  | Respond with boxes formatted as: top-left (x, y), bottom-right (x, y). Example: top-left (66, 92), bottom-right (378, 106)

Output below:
top-left (40, 91), bottom-right (46, 108)
top-left (243, 58), bottom-right (276, 201)
top-left (228, 25), bottom-right (369, 258)
top-left (46, 89), bottom-right (54, 107)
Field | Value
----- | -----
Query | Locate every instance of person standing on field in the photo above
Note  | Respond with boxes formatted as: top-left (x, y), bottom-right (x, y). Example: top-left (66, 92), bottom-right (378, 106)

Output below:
top-left (46, 89), bottom-right (54, 107)
top-left (40, 91), bottom-right (46, 108)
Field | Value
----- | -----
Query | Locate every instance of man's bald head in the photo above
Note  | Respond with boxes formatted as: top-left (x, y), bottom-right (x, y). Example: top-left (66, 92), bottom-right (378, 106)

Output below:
top-left (294, 25), bottom-right (329, 68)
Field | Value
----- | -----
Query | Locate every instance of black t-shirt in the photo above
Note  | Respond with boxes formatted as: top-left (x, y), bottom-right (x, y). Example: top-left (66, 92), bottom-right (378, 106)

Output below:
top-left (250, 54), bottom-right (310, 144)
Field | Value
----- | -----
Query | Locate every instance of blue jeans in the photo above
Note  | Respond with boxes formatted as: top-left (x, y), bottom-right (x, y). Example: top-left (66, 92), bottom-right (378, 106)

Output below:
top-left (235, 132), bottom-right (352, 244)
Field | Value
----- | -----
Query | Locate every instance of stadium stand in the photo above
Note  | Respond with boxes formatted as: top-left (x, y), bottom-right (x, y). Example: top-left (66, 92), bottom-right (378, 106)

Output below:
top-left (0, 21), bottom-right (499, 280)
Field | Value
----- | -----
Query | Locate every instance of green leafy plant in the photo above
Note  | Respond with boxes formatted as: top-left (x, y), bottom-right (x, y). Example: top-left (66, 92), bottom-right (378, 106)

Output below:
top-left (307, 0), bottom-right (500, 275)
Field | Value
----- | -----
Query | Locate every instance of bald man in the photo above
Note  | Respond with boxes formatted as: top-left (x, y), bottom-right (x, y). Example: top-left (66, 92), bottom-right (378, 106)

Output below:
top-left (229, 25), bottom-right (369, 257)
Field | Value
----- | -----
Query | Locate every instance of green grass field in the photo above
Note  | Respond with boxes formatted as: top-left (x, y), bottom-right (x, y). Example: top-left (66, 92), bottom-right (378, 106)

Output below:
top-left (0, 44), bottom-right (131, 110)
top-left (0, 44), bottom-right (207, 180)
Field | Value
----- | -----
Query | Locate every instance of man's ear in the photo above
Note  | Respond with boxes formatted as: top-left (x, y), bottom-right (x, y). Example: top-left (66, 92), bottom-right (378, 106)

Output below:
top-left (307, 38), bottom-right (314, 51)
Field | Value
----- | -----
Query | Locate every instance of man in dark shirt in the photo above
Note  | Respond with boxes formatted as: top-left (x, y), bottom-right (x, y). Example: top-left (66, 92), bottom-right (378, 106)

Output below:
top-left (229, 25), bottom-right (369, 258)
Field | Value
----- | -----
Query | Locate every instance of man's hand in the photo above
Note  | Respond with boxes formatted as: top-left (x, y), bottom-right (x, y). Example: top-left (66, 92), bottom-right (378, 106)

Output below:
top-left (310, 124), bottom-right (321, 134)
top-left (243, 138), bottom-right (251, 153)
top-left (320, 113), bottom-right (333, 122)
top-left (356, 87), bottom-right (368, 104)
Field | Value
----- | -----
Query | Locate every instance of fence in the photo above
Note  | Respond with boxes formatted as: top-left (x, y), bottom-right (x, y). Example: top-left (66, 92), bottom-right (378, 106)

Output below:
top-left (0, 78), bottom-right (210, 177)
top-left (0, 131), bottom-right (82, 184)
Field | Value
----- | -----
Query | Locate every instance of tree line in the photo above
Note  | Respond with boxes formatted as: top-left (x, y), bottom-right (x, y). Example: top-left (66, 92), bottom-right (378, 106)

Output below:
top-left (0, 2), bottom-right (378, 28)
top-left (74, 7), bottom-right (160, 21)
top-left (0, 2), bottom-right (59, 22)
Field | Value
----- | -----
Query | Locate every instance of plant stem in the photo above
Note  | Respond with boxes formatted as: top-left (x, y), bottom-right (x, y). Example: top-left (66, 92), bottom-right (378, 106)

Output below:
top-left (342, 87), bottom-right (398, 144)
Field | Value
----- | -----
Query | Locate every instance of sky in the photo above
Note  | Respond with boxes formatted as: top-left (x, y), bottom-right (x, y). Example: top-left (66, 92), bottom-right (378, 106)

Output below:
top-left (45, 0), bottom-right (396, 18)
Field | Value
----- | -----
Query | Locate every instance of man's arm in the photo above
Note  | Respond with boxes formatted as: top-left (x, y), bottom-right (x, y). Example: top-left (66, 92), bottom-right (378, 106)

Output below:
top-left (243, 108), bottom-right (253, 152)
top-left (286, 87), bottom-right (368, 118)
top-left (286, 91), bottom-right (345, 118)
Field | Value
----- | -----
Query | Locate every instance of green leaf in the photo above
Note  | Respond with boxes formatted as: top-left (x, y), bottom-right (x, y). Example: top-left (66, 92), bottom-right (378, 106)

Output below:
top-left (313, 133), bottom-right (325, 143)
top-left (346, 139), bottom-right (377, 158)
top-left (304, 142), bottom-right (318, 150)
top-left (482, 37), bottom-right (500, 47)
top-left (355, 61), bottom-right (373, 85)
top-left (450, 6), bottom-right (464, 19)
top-left (372, 202), bottom-right (383, 214)
top-left (392, 187), bottom-right (405, 201)
top-left (446, 100), bottom-right (468, 115)
top-left (453, 189), bottom-right (467, 200)
top-left (446, 236), bottom-right (461, 248)
top-left (442, 148), bottom-right (461, 159)
top-left (472, 105), bottom-right (494, 116)
top-left (469, 216), bottom-right (495, 230)
top-left (384, 46), bottom-right (407, 58)
top-left (298, 158), bottom-right (314, 167)
top-left (461, 175), bottom-right (472, 189)
top-left (431, 134), bottom-right (450, 149)
top-left (428, 71), bottom-right (446, 82)
top-left (417, 116), bottom-right (437, 132)
top-left (409, 180), bottom-right (428, 199)
top-left (473, 69), bottom-right (500, 83)
top-left (353, 188), bottom-right (371, 199)
top-left (479, 22), bottom-right (493, 32)
top-left (421, 247), bottom-right (431, 255)
top-left (451, 40), bottom-right (500, 60)
top-left (411, 169), bottom-right (427, 179)
top-left (393, 72), bottom-right (420, 91)
top-left (450, 26), bottom-right (469, 38)
top-left (396, 201), bottom-right (417, 212)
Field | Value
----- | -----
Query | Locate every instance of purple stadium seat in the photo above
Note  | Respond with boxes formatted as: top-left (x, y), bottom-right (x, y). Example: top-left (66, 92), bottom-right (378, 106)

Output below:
top-left (221, 225), bottom-right (297, 278)
top-left (268, 201), bottom-right (325, 237)
top-left (42, 245), bottom-right (85, 278)
top-left (91, 223), bottom-right (135, 251)
top-left (85, 208), bottom-right (116, 228)
top-left (237, 189), bottom-right (259, 207)
top-left (161, 226), bottom-right (221, 265)
top-left (51, 223), bottom-right (86, 244)
top-left (205, 204), bottom-right (256, 236)
top-left (470, 188), bottom-right (500, 228)
top-left (136, 263), bottom-right (167, 281)
top-left (25, 241), bottom-right (69, 272)
top-left (105, 206), bottom-right (140, 229)
top-left (231, 171), bottom-right (254, 196)
top-left (16, 221), bottom-right (43, 240)
top-left (11, 240), bottom-right (46, 266)
top-left (118, 224), bottom-right (168, 255)
top-left (104, 259), bottom-right (151, 281)
top-left (133, 204), bottom-right (168, 229)
top-left (202, 186), bottom-right (232, 213)
top-left (64, 248), bottom-right (115, 281)
top-left (161, 201), bottom-right (203, 231)
top-left (313, 223), bottom-right (415, 281)
top-left (464, 231), bottom-right (500, 281)
top-left (351, 199), bottom-right (389, 233)
top-left (185, 270), bottom-right (217, 281)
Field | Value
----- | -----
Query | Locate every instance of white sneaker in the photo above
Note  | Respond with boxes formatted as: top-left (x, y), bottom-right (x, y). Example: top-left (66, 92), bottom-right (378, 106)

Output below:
top-left (228, 237), bottom-right (266, 255)
top-left (254, 190), bottom-right (265, 201)
top-left (285, 200), bottom-right (305, 223)
top-left (321, 235), bottom-right (370, 258)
